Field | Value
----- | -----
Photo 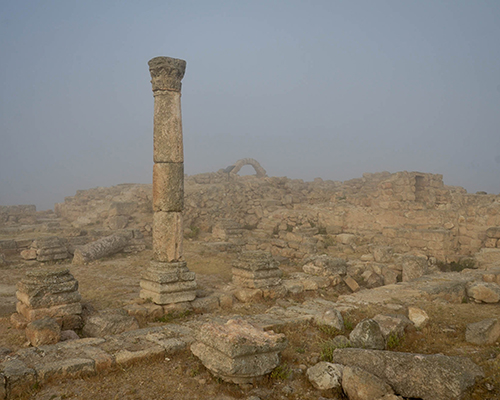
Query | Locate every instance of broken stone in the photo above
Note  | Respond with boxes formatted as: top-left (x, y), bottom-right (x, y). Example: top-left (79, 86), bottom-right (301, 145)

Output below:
top-left (190, 319), bottom-right (287, 383)
top-left (306, 362), bottom-right (343, 391)
top-left (407, 307), bottom-right (429, 329)
top-left (82, 309), bottom-right (140, 337)
top-left (465, 318), bottom-right (500, 345)
top-left (344, 275), bottom-right (360, 292)
top-left (72, 233), bottom-right (129, 264)
top-left (401, 255), bottom-right (428, 282)
top-left (302, 255), bottom-right (347, 277)
top-left (467, 282), bottom-right (500, 303)
top-left (314, 308), bottom-right (344, 332)
top-left (349, 319), bottom-right (385, 350)
top-left (331, 348), bottom-right (483, 400)
top-left (372, 314), bottom-right (412, 339)
top-left (25, 317), bottom-right (61, 346)
top-left (342, 365), bottom-right (394, 400)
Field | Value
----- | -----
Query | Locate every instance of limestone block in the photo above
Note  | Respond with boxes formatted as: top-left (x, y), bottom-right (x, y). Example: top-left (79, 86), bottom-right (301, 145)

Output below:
top-left (486, 227), bottom-right (500, 239)
top-left (140, 289), bottom-right (196, 304)
top-left (153, 162), bottom-right (184, 212)
top-left (153, 91), bottom-right (184, 163)
top-left (373, 246), bottom-right (393, 263)
top-left (191, 296), bottom-right (220, 314)
top-left (349, 319), bottom-right (385, 350)
top-left (465, 318), bottom-right (500, 345)
top-left (232, 288), bottom-right (262, 303)
top-left (35, 358), bottom-right (96, 384)
top-left (1, 359), bottom-right (36, 398)
top-left (485, 238), bottom-right (497, 248)
top-left (20, 249), bottom-right (37, 260)
top-left (344, 275), bottom-right (360, 292)
top-left (302, 255), bottom-right (347, 276)
top-left (190, 319), bottom-right (287, 383)
top-left (139, 279), bottom-right (197, 294)
top-left (72, 234), bottom-right (129, 264)
top-left (82, 309), bottom-right (139, 337)
top-left (408, 307), bottom-right (429, 328)
top-left (10, 313), bottom-right (28, 330)
top-left (16, 290), bottom-right (81, 309)
top-left (314, 308), bottom-right (344, 332)
top-left (372, 314), bottom-right (412, 339)
top-left (153, 211), bottom-right (183, 262)
top-left (342, 365), bottom-right (394, 400)
top-left (17, 301), bottom-right (82, 322)
top-left (467, 282), bottom-right (500, 303)
top-left (232, 275), bottom-right (282, 289)
top-left (331, 348), bottom-right (483, 400)
top-left (306, 362), bottom-right (343, 390)
top-left (25, 317), bottom-right (61, 346)
top-left (32, 237), bottom-right (62, 249)
top-left (402, 255), bottom-right (428, 282)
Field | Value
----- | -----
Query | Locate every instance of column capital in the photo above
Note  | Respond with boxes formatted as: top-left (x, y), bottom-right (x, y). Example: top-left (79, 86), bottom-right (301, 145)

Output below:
top-left (148, 56), bottom-right (186, 92)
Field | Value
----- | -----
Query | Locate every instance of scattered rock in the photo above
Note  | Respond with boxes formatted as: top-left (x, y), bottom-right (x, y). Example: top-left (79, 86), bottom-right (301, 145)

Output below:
top-left (25, 317), bottom-right (61, 346)
top-left (306, 362), bottom-right (343, 390)
top-left (342, 365), bottom-right (394, 400)
top-left (372, 314), bottom-right (412, 339)
top-left (314, 308), bottom-right (344, 332)
top-left (466, 318), bottom-right (500, 345)
top-left (349, 319), bottom-right (385, 350)
top-left (407, 307), bottom-right (429, 329)
top-left (302, 255), bottom-right (347, 277)
top-left (344, 275), bottom-right (360, 292)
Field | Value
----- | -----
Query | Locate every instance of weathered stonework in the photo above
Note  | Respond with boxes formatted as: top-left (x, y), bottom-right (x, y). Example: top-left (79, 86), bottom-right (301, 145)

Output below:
top-left (191, 319), bottom-right (287, 383)
top-left (232, 251), bottom-right (283, 289)
top-left (140, 56), bottom-right (196, 304)
top-left (14, 268), bottom-right (82, 330)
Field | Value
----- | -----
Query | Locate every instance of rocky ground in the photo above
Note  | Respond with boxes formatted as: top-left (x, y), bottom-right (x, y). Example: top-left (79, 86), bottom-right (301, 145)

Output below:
top-left (1, 240), bottom-right (500, 399)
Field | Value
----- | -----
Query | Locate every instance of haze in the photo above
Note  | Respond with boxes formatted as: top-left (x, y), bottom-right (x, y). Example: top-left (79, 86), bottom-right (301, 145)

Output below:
top-left (1, 1), bottom-right (499, 211)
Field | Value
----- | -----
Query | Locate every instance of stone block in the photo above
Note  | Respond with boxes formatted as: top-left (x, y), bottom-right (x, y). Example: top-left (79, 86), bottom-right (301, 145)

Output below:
top-left (467, 282), bottom-right (500, 303)
top-left (153, 91), bottom-right (184, 163)
top-left (115, 345), bottom-right (165, 367)
top-left (35, 358), bottom-right (95, 384)
top-left (402, 255), bottom-right (429, 282)
top-left (466, 318), bottom-right (500, 345)
top-left (16, 290), bottom-right (81, 309)
top-left (349, 319), bottom-right (385, 350)
top-left (153, 162), bottom-right (184, 212)
top-left (306, 362), bottom-right (343, 391)
top-left (486, 227), bottom-right (500, 239)
top-left (1, 359), bottom-right (36, 398)
top-left (20, 249), bottom-right (37, 260)
top-left (331, 348), bottom-right (483, 400)
top-left (139, 279), bottom-right (197, 294)
top-left (232, 288), bottom-right (262, 303)
top-left (342, 365), bottom-right (394, 400)
top-left (190, 319), bottom-right (287, 383)
top-left (10, 313), bottom-right (28, 330)
top-left (82, 309), bottom-right (140, 337)
top-left (17, 302), bottom-right (82, 322)
top-left (344, 275), bottom-right (360, 292)
top-left (26, 317), bottom-right (61, 346)
top-left (153, 211), bottom-right (183, 262)
top-left (408, 307), bottom-right (429, 329)
top-left (191, 296), bottom-right (219, 314)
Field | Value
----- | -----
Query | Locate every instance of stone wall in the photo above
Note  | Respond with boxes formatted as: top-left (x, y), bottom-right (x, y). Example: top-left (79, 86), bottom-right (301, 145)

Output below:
top-left (48, 169), bottom-right (500, 262)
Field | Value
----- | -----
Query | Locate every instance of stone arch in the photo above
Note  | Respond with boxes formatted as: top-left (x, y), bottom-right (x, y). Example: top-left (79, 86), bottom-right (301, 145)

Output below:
top-left (229, 158), bottom-right (267, 178)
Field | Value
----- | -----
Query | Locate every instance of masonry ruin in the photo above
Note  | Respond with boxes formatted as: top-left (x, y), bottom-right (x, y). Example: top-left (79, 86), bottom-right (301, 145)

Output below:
top-left (2, 57), bottom-right (500, 399)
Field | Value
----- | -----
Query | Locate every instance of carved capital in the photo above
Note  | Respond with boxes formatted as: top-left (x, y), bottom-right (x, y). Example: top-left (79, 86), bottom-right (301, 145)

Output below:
top-left (148, 56), bottom-right (186, 92)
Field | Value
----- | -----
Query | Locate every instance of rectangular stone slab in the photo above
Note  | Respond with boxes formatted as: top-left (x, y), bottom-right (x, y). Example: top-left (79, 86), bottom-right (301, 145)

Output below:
top-left (17, 302), bottom-right (82, 321)
top-left (139, 279), bottom-right (197, 294)
top-left (139, 288), bottom-right (196, 304)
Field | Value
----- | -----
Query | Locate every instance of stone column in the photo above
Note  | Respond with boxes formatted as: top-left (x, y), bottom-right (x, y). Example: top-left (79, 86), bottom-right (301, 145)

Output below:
top-left (140, 56), bottom-right (197, 304)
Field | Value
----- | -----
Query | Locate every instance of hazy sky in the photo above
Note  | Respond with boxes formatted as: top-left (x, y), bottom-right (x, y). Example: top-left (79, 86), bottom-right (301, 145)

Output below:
top-left (1, 1), bottom-right (499, 210)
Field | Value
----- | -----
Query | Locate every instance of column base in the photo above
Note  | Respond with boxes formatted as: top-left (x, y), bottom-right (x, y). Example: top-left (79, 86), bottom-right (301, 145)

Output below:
top-left (140, 260), bottom-right (197, 305)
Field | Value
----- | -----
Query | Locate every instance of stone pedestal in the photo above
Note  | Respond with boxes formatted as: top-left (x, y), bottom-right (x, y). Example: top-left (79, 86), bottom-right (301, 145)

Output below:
top-left (15, 268), bottom-right (82, 330)
top-left (140, 261), bottom-right (196, 304)
top-left (191, 319), bottom-right (287, 383)
top-left (140, 56), bottom-right (196, 304)
top-left (232, 251), bottom-right (283, 288)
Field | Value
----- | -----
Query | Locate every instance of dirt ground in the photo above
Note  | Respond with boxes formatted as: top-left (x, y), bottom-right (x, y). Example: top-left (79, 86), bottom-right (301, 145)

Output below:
top-left (2, 241), bottom-right (500, 399)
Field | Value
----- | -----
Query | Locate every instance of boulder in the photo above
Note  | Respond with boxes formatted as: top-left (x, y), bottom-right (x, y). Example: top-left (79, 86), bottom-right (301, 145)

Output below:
top-left (402, 255), bottom-right (428, 282)
top-left (331, 348), bottom-right (483, 400)
top-left (306, 362), bottom-right (343, 391)
top-left (342, 365), bottom-right (394, 400)
top-left (465, 318), bottom-right (500, 345)
top-left (349, 319), bottom-right (385, 350)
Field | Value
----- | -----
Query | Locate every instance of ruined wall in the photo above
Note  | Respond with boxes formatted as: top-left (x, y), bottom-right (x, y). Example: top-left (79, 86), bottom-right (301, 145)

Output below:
top-left (50, 170), bottom-right (500, 262)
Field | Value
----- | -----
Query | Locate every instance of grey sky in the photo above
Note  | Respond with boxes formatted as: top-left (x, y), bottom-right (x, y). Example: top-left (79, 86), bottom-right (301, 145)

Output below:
top-left (1, 0), bottom-right (499, 210)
